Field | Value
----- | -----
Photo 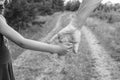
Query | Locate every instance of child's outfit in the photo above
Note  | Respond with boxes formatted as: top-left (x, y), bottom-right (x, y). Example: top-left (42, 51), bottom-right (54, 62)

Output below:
top-left (0, 33), bottom-right (15, 80)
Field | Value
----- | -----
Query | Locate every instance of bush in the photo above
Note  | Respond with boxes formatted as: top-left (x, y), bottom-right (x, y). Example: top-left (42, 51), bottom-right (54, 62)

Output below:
top-left (65, 0), bottom-right (80, 11)
top-left (92, 3), bottom-right (120, 23)
top-left (4, 0), bottom-right (64, 30)
top-left (4, 0), bottom-right (36, 30)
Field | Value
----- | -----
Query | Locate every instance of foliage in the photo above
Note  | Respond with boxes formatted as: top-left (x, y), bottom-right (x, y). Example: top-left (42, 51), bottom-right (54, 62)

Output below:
top-left (64, 0), bottom-right (80, 11)
top-left (92, 3), bottom-right (120, 23)
top-left (52, 0), bottom-right (65, 12)
top-left (4, 0), bottom-right (64, 30)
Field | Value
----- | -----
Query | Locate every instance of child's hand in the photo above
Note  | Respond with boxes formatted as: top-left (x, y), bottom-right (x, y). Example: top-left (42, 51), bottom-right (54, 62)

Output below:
top-left (55, 44), bottom-right (71, 56)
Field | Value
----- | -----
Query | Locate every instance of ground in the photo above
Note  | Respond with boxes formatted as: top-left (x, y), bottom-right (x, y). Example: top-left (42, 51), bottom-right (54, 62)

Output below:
top-left (9, 12), bottom-right (120, 80)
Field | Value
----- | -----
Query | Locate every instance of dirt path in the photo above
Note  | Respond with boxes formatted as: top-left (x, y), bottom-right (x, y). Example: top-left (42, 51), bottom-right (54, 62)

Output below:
top-left (82, 26), bottom-right (120, 80)
top-left (13, 12), bottom-right (120, 80)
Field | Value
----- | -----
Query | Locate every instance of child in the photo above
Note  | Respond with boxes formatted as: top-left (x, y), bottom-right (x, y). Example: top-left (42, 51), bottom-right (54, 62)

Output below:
top-left (0, 0), bottom-right (68, 80)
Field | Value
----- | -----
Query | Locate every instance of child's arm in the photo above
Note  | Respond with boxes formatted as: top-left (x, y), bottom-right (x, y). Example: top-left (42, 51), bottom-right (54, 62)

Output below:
top-left (0, 15), bottom-right (68, 55)
top-left (75, 0), bottom-right (102, 29)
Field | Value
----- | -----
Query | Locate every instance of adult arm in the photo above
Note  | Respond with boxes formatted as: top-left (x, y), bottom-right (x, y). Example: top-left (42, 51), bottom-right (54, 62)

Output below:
top-left (75, 0), bottom-right (102, 29)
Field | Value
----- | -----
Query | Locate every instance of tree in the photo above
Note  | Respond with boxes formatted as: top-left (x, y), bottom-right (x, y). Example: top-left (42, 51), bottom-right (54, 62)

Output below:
top-left (4, 0), bottom-right (65, 30)
top-left (52, 0), bottom-right (64, 12)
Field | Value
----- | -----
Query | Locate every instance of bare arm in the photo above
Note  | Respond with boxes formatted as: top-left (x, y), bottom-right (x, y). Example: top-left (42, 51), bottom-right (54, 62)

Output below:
top-left (43, 14), bottom-right (64, 42)
top-left (0, 15), bottom-right (65, 53)
top-left (75, 0), bottom-right (102, 29)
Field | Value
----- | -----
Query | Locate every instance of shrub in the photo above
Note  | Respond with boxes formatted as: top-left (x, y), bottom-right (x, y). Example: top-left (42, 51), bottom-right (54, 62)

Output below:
top-left (4, 0), bottom-right (64, 30)
top-left (65, 0), bottom-right (80, 11)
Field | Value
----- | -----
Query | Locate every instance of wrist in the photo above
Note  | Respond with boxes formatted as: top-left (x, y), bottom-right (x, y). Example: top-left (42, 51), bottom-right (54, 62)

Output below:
top-left (52, 45), bottom-right (60, 53)
top-left (46, 44), bottom-right (59, 53)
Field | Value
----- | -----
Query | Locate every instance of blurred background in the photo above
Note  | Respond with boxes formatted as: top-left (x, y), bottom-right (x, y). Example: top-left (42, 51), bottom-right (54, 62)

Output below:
top-left (5, 0), bottom-right (120, 60)
top-left (7, 0), bottom-right (120, 80)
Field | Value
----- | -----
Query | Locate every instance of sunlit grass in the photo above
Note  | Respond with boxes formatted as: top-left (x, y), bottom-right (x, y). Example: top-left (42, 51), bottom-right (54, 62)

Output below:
top-left (86, 17), bottom-right (120, 61)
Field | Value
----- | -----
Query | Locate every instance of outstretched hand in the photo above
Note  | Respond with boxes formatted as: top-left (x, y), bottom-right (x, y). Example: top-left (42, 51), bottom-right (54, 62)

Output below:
top-left (54, 44), bottom-right (72, 56)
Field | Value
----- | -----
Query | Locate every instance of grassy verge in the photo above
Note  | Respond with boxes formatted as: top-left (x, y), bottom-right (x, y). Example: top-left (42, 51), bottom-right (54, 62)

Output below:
top-left (86, 17), bottom-right (120, 61)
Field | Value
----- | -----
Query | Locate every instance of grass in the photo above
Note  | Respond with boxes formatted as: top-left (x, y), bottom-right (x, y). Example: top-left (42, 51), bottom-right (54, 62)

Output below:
top-left (91, 11), bottom-right (120, 23)
top-left (86, 17), bottom-right (120, 61)
top-left (12, 12), bottom-right (120, 80)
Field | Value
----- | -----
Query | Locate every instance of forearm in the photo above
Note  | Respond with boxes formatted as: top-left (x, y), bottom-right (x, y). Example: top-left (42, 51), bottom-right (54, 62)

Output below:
top-left (42, 26), bottom-right (63, 42)
top-left (42, 22), bottom-right (63, 42)
top-left (76, 0), bottom-right (102, 29)
top-left (21, 38), bottom-right (58, 53)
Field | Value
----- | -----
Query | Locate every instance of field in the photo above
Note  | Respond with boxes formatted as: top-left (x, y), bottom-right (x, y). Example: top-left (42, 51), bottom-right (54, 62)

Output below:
top-left (9, 12), bottom-right (120, 80)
